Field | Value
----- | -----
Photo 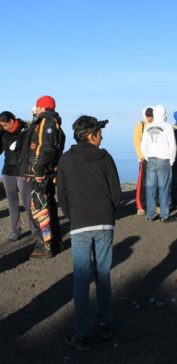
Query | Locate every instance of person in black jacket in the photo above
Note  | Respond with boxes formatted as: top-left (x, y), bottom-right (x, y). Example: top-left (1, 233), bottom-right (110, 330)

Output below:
top-left (0, 111), bottom-right (38, 241)
top-left (19, 95), bottom-right (65, 258)
top-left (57, 115), bottom-right (121, 350)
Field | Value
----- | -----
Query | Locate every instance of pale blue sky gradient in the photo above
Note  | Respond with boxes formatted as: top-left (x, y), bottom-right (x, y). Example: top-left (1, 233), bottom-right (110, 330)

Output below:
top-left (1, 0), bottom-right (177, 180)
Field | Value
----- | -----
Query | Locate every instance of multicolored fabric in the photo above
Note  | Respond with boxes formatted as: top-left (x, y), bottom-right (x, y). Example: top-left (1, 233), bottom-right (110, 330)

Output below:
top-left (31, 184), bottom-right (52, 245)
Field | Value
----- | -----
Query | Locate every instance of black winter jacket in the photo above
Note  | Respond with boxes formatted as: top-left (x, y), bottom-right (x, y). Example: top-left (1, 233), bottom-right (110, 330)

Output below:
top-left (17, 110), bottom-right (65, 178)
top-left (57, 142), bottom-right (121, 230)
top-left (0, 119), bottom-right (27, 176)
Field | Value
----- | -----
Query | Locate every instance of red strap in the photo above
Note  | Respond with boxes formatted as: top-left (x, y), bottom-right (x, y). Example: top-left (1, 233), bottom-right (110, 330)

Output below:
top-left (136, 160), bottom-right (143, 209)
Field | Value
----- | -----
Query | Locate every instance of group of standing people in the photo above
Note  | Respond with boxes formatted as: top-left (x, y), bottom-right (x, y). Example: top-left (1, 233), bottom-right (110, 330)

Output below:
top-left (134, 104), bottom-right (177, 222)
top-left (0, 97), bottom-right (121, 351)
top-left (0, 95), bottom-right (65, 257)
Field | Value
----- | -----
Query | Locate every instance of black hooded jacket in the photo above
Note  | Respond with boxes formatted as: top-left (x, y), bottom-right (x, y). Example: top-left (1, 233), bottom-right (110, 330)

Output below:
top-left (57, 142), bottom-right (121, 231)
top-left (0, 119), bottom-right (27, 176)
top-left (17, 110), bottom-right (65, 178)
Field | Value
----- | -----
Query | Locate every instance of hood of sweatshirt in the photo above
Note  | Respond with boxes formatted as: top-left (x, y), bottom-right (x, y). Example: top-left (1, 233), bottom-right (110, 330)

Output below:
top-left (153, 105), bottom-right (167, 123)
top-left (142, 106), bottom-right (154, 121)
top-left (69, 141), bottom-right (107, 162)
top-left (36, 110), bottom-right (62, 125)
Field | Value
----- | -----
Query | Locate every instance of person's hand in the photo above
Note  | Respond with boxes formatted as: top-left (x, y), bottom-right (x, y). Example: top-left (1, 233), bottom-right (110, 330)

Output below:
top-left (35, 176), bottom-right (45, 183)
top-left (22, 177), bottom-right (31, 182)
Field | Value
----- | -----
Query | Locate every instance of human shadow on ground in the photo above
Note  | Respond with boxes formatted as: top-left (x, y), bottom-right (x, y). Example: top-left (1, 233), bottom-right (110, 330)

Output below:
top-left (112, 235), bottom-right (140, 266)
top-left (1, 235), bottom-right (177, 363)
top-left (136, 238), bottom-right (177, 300)
top-left (0, 205), bottom-right (25, 219)
top-left (0, 242), bottom-right (35, 273)
top-left (1, 261), bottom-right (177, 363)
top-left (115, 189), bottom-right (136, 219)
top-left (0, 216), bottom-right (71, 274)
top-left (0, 235), bottom-right (139, 354)
top-left (0, 234), bottom-right (72, 274)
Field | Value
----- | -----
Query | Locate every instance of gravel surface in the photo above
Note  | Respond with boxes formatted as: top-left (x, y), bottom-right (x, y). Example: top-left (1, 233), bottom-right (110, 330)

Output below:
top-left (0, 186), bottom-right (177, 364)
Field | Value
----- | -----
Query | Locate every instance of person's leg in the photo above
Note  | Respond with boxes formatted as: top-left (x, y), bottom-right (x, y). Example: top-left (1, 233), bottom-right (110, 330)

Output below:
top-left (140, 159), bottom-right (147, 210)
top-left (136, 160), bottom-right (145, 214)
top-left (93, 230), bottom-right (113, 326)
top-left (46, 180), bottom-right (61, 255)
top-left (71, 232), bottom-right (92, 338)
top-left (2, 175), bottom-right (21, 236)
top-left (157, 159), bottom-right (172, 219)
top-left (17, 177), bottom-right (37, 235)
top-left (146, 158), bottom-right (158, 219)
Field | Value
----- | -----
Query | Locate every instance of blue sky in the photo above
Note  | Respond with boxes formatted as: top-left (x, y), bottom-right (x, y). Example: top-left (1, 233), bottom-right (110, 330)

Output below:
top-left (1, 0), bottom-right (177, 179)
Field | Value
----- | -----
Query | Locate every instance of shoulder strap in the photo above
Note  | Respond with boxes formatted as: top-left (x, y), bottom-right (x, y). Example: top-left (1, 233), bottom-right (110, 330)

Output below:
top-left (141, 121), bottom-right (145, 134)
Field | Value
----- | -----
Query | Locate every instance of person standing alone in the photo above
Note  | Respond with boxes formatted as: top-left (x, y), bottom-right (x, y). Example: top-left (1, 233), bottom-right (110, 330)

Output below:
top-left (57, 115), bottom-right (121, 350)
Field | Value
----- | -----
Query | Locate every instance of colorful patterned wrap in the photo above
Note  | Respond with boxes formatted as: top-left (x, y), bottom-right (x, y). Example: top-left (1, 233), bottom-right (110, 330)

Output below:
top-left (31, 187), bottom-right (52, 244)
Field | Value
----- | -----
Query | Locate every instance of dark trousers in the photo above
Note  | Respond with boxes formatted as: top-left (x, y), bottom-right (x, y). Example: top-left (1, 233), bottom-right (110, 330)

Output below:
top-left (46, 180), bottom-right (61, 254)
top-left (2, 175), bottom-right (37, 235)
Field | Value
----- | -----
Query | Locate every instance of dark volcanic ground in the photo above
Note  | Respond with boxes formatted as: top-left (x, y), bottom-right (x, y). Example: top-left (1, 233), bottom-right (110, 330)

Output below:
top-left (0, 185), bottom-right (177, 364)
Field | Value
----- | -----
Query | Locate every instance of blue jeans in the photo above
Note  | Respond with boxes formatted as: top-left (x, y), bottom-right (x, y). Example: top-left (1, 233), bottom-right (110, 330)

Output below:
top-left (146, 158), bottom-right (172, 219)
top-left (71, 229), bottom-right (113, 337)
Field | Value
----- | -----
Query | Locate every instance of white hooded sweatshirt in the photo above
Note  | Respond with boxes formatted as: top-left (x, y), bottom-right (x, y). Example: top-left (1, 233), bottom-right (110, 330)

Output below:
top-left (141, 105), bottom-right (176, 165)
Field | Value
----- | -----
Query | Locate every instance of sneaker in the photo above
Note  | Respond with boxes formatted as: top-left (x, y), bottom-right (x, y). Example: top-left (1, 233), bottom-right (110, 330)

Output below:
top-left (137, 208), bottom-right (145, 216)
top-left (65, 335), bottom-right (91, 351)
top-left (160, 216), bottom-right (177, 223)
top-left (97, 323), bottom-right (112, 340)
top-left (8, 232), bottom-right (21, 241)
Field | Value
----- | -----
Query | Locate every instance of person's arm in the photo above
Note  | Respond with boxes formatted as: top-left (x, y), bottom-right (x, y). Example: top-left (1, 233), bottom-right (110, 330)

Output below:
top-left (34, 117), bottom-right (59, 178)
top-left (140, 128), bottom-right (148, 161)
top-left (105, 153), bottom-right (122, 209)
top-left (0, 130), bottom-right (4, 154)
top-left (57, 158), bottom-right (71, 219)
top-left (133, 122), bottom-right (144, 160)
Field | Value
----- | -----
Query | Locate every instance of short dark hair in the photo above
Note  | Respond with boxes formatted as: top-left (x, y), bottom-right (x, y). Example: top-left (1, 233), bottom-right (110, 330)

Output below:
top-left (145, 108), bottom-right (153, 117)
top-left (72, 115), bottom-right (109, 142)
top-left (0, 111), bottom-right (15, 123)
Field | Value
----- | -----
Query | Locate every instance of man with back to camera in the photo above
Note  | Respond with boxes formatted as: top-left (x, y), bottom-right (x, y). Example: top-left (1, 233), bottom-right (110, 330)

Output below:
top-left (57, 115), bottom-right (121, 350)
top-left (141, 104), bottom-right (176, 222)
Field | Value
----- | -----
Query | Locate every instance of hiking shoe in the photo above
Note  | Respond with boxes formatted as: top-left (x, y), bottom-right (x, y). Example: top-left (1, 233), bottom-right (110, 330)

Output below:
top-left (30, 240), bottom-right (52, 259)
top-left (8, 232), bottom-right (21, 241)
top-left (137, 208), bottom-right (145, 216)
top-left (97, 323), bottom-right (112, 340)
top-left (65, 335), bottom-right (91, 351)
